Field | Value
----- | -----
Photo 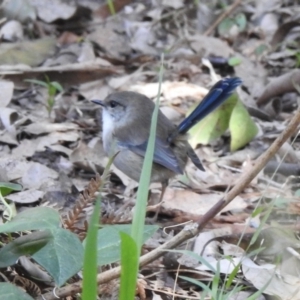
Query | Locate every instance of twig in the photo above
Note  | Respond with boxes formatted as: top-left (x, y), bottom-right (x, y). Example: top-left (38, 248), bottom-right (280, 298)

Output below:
top-left (204, 0), bottom-right (242, 36)
top-left (38, 109), bottom-right (300, 300)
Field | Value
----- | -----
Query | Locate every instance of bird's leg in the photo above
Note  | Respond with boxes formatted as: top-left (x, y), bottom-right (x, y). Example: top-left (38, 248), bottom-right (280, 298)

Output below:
top-left (147, 180), bottom-right (168, 220)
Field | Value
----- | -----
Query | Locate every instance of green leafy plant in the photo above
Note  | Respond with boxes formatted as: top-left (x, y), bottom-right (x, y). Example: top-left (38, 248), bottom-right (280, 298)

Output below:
top-left (0, 182), bottom-right (22, 221)
top-left (228, 56), bottom-right (242, 66)
top-left (0, 206), bottom-right (83, 286)
top-left (293, 51), bottom-right (300, 68)
top-left (118, 54), bottom-right (165, 300)
top-left (177, 249), bottom-right (270, 300)
top-left (25, 77), bottom-right (63, 118)
top-left (218, 13), bottom-right (247, 37)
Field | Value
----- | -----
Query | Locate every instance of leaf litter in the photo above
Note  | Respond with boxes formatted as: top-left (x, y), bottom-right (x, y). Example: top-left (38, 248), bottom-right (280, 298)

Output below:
top-left (0, 0), bottom-right (300, 299)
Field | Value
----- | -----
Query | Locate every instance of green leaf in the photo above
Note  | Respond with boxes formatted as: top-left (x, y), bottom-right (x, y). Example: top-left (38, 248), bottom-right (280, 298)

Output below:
top-left (188, 94), bottom-right (238, 147)
top-left (0, 282), bottom-right (34, 300)
top-left (48, 85), bottom-right (56, 97)
top-left (131, 54), bottom-right (164, 253)
top-left (106, 0), bottom-right (116, 15)
top-left (179, 276), bottom-right (212, 295)
top-left (228, 56), bottom-right (242, 66)
top-left (0, 182), bottom-right (22, 197)
top-left (50, 81), bottom-right (63, 93)
top-left (93, 225), bottom-right (158, 266)
top-left (251, 206), bottom-right (264, 217)
top-left (119, 232), bottom-right (138, 300)
top-left (47, 97), bottom-right (55, 108)
top-left (218, 18), bottom-right (235, 37)
top-left (82, 149), bottom-right (115, 299)
top-left (0, 207), bottom-right (60, 233)
top-left (0, 230), bottom-right (52, 268)
top-left (24, 79), bottom-right (49, 88)
top-left (234, 13), bottom-right (247, 31)
top-left (82, 200), bottom-right (100, 300)
top-left (32, 228), bottom-right (84, 287)
top-left (229, 100), bottom-right (258, 151)
top-left (225, 259), bottom-right (241, 288)
top-left (255, 44), bottom-right (268, 57)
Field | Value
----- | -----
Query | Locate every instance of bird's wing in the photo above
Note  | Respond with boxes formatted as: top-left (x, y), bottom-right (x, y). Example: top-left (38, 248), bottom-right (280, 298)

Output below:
top-left (118, 138), bottom-right (183, 174)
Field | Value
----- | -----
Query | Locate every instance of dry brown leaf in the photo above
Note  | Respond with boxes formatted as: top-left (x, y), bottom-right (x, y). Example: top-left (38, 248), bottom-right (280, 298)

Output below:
top-left (30, 0), bottom-right (77, 23)
top-left (190, 35), bottom-right (234, 57)
top-left (242, 257), bottom-right (300, 299)
top-left (0, 37), bottom-right (56, 67)
top-left (6, 189), bottom-right (44, 203)
top-left (0, 80), bottom-right (14, 107)
top-left (130, 81), bottom-right (208, 101)
top-left (161, 187), bottom-right (247, 215)
top-left (24, 122), bottom-right (78, 135)
top-left (0, 20), bottom-right (23, 42)
top-left (21, 162), bottom-right (59, 189)
top-left (0, 157), bottom-right (30, 181)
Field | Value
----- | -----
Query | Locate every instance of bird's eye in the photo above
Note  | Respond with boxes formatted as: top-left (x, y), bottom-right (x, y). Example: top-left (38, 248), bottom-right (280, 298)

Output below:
top-left (109, 100), bottom-right (118, 108)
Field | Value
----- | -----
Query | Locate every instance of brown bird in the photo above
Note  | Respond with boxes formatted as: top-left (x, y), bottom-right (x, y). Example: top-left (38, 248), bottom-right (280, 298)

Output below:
top-left (92, 78), bottom-right (242, 200)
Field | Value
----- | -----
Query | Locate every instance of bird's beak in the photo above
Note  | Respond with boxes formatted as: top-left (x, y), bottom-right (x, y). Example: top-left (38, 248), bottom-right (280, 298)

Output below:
top-left (91, 99), bottom-right (105, 106)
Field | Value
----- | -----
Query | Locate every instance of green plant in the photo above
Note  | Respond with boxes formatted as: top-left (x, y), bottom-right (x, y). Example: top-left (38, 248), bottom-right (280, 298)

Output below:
top-left (118, 54), bottom-right (165, 300)
top-left (0, 182), bottom-right (22, 221)
top-left (106, 0), bottom-right (116, 15)
top-left (25, 77), bottom-right (63, 118)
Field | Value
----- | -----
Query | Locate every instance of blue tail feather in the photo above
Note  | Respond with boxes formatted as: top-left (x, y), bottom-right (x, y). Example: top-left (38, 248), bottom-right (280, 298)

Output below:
top-left (176, 77), bottom-right (242, 135)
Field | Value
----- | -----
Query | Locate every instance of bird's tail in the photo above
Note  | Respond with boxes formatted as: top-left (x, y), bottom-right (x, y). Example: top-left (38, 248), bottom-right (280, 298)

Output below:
top-left (168, 77), bottom-right (242, 142)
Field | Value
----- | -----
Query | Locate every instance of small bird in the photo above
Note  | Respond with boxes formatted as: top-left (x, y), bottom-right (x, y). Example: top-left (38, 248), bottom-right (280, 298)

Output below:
top-left (92, 77), bottom-right (242, 197)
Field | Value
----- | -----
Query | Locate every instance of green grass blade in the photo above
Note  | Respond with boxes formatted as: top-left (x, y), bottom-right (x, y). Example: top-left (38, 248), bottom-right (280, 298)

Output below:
top-left (106, 0), bottom-right (116, 15)
top-left (179, 275), bottom-right (212, 295)
top-left (82, 199), bottom-right (99, 300)
top-left (121, 54), bottom-right (164, 300)
top-left (131, 54), bottom-right (164, 251)
top-left (119, 232), bottom-right (138, 300)
top-left (82, 154), bottom-right (116, 300)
